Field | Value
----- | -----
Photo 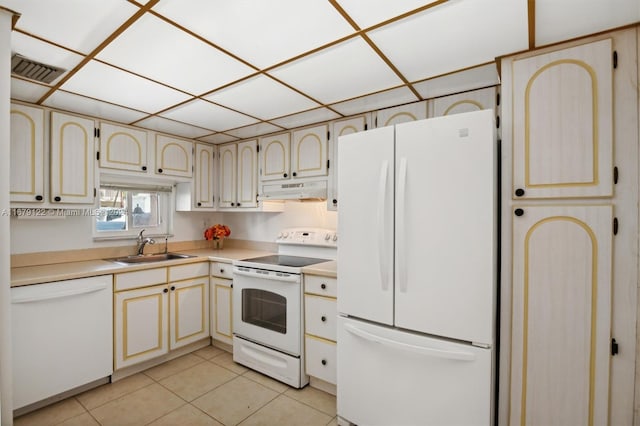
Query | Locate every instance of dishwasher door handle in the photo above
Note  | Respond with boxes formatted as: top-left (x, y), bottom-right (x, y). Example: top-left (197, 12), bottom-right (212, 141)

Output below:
top-left (12, 283), bottom-right (109, 304)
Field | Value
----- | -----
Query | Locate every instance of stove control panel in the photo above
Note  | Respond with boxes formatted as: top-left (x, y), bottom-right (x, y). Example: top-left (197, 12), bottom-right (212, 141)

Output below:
top-left (276, 228), bottom-right (337, 247)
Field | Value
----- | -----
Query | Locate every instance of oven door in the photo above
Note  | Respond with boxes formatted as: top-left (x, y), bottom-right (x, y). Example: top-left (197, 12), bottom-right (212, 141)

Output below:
top-left (232, 266), bottom-right (302, 356)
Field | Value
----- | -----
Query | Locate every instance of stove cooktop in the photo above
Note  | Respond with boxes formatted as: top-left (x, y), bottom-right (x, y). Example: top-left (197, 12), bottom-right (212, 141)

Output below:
top-left (240, 254), bottom-right (329, 268)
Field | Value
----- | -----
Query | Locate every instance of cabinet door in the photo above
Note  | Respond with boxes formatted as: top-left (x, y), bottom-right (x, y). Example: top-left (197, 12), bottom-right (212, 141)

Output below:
top-left (291, 124), bottom-right (328, 178)
top-left (374, 101), bottom-right (426, 128)
top-left (211, 277), bottom-right (233, 345)
top-left (329, 116), bottom-right (368, 210)
top-left (237, 139), bottom-right (258, 208)
top-left (10, 103), bottom-right (45, 203)
top-left (194, 143), bottom-right (215, 208)
top-left (169, 277), bottom-right (210, 350)
top-left (218, 143), bottom-right (237, 208)
top-left (430, 86), bottom-right (497, 117)
top-left (510, 205), bottom-right (612, 426)
top-left (512, 39), bottom-right (613, 199)
top-left (155, 134), bottom-right (193, 178)
top-left (50, 111), bottom-right (96, 205)
top-left (99, 122), bottom-right (148, 173)
top-left (260, 132), bottom-right (290, 181)
top-left (114, 285), bottom-right (169, 370)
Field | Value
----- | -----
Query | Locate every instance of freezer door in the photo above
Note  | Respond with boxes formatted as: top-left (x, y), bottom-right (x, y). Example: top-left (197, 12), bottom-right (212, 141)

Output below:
top-left (394, 110), bottom-right (496, 345)
top-left (337, 317), bottom-right (493, 426)
top-left (337, 126), bottom-right (394, 325)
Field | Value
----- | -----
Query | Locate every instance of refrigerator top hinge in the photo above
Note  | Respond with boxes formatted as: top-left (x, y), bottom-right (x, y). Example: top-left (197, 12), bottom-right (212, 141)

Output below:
top-left (471, 342), bottom-right (491, 349)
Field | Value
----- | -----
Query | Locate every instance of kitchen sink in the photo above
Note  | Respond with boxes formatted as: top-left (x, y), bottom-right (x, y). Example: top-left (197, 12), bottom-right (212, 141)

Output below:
top-left (109, 253), bottom-right (196, 264)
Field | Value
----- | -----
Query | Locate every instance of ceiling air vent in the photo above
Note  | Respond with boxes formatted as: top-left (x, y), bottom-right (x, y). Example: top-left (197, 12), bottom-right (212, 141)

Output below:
top-left (11, 53), bottom-right (65, 84)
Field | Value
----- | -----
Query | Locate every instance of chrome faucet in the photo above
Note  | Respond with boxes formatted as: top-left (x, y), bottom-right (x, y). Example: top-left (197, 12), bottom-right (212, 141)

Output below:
top-left (136, 229), bottom-right (155, 255)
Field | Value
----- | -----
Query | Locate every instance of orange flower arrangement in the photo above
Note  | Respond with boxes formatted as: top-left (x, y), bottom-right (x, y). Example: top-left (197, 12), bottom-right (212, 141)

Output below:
top-left (204, 224), bottom-right (231, 241)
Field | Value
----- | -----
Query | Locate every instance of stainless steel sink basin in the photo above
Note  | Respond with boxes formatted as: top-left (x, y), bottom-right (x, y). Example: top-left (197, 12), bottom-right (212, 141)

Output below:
top-left (109, 253), bottom-right (196, 264)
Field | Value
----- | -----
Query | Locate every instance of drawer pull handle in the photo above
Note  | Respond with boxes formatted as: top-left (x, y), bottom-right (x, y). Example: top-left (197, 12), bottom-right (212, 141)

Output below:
top-left (321, 316), bottom-right (327, 322)
top-left (220, 269), bottom-right (224, 273)
top-left (321, 359), bottom-right (327, 366)
top-left (321, 283), bottom-right (326, 289)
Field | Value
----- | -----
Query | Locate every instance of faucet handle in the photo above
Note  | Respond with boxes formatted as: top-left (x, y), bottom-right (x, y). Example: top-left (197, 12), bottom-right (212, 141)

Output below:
top-left (138, 229), bottom-right (145, 241)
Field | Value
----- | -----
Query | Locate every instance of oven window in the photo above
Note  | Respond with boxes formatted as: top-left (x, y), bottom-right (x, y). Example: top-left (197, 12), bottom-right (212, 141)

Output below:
top-left (241, 289), bottom-right (287, 334)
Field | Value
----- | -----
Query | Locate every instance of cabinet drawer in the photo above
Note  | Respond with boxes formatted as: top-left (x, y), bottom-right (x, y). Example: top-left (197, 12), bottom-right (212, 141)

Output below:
top-left (169, 262), bottom-right (209, 282)
top-left (115, 267), bottom-right (167, 291)
top-left (305, 295), bottom-right (337, 341)
top-left (304, 275), bottom-right (337, 298)
top-left (305, 336), bottom-right (336, 385)
top-left (210, 261), bottom-right (233, 279)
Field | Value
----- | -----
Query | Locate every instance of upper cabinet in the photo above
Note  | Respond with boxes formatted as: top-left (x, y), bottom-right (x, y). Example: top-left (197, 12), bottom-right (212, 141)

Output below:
top-left (219, 140), bottom-right (258, 209)
top-left (430, 87), bottom-right (497, 118)
top-left (374, 101), bottom-right (427, 128)
top-left (10, 103), bottom-right (45, 203)
top-left (155, 134), bottom-right (193, 178)
top-left (99, 122), bottom-right (148, 173)
top-left (260, 132), bottom-right (291, 181)
top-left (509, 39), bottom-right (613, 199)
top-left (50, 111), bottom-right (96, 205)
top-left (193, 143), bottom-right (216, 209)
top-left (291, 124), bottom-right (329, 179)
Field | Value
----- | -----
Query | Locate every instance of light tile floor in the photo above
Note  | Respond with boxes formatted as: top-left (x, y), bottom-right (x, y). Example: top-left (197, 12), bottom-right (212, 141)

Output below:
top-left (14, 345), bottom-right (337, 426)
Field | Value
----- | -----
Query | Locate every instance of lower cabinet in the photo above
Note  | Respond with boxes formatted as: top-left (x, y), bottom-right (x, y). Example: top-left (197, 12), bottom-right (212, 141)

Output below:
top-left (210, 261), bottom-right (233, 345)
top-left (114, 262), bottom-right (209, 370)
top-left (304, 274), bottom-right (338, 385)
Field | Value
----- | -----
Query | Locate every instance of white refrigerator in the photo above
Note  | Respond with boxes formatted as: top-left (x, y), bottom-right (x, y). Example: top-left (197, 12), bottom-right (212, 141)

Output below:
top-left (337, 110), bottom-right (497, 426)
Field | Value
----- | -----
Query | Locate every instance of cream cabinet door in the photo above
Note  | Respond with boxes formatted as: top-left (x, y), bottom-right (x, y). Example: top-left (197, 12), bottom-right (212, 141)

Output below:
top-left (114, 285), bottom-right (169, 370)
top-left (169, 277), bottom-right (210, 350)
top-left (10, 103), bottom-right (45, 203)
top-left (194, 143), bottom-right (215, 208)
top-left (430, 86), bottom-right (497, 117)
top-left (99, 122), bottom-right (148, 173)
top-left (374, 101), bottom-right (427, 128)
top-left (511, 39), bottom-right (613, 199)
top-left (50, 111), bottom-right (96, 205)
top-left (237, 139), bottom-right (258, 208)
top-left (218, 143), bottom-right (237, 208)
top-left (211, 277), bottom-right (232, 345)
top-left (329, 115), bottom-right (368, 210)
top-left (260, 132), bottom-right (290, 181)
top-left (291, 125), bottom-right (328, 179)
top-left (510, 205), bottom-right (612, 426)
top-left (155, 134), bottom-right (193, 178)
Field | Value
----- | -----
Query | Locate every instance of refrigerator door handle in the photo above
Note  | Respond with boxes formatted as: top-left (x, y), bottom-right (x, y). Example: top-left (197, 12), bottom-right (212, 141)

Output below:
top-left (344, 323), bottom-right (475, 361)
top-left (397, 157), bottom-right (408, 293)
top-left (377, 160), bottom-right (389, 291)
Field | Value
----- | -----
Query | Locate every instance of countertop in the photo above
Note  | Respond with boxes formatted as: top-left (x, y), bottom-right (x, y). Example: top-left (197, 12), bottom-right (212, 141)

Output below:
top-left (11, 248), bottom-right (337, 287)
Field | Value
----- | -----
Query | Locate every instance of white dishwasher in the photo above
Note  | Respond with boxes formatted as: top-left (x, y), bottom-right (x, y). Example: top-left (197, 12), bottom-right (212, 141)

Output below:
top-left (12, 275), bottom-right (113, 410)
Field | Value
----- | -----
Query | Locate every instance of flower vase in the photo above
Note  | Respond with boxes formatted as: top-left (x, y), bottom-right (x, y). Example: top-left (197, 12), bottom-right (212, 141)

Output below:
top-left (212, 239), bottom-right (223, 250)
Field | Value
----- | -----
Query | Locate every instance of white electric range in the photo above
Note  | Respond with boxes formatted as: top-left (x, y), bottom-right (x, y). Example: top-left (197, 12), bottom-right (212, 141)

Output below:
top-left (231, 227), bottom-right (337, 388)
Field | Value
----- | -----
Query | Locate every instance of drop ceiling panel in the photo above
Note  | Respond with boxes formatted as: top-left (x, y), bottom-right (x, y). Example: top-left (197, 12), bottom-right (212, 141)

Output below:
top-left (330, 86), bottom-right (418, 116)
top-left (97, 13), bottom-right (255, 95)
top-left (225, 122), bottom-right (285, 140)
top-left (160, 99), bottom-right (259, 132)
top-left (10, 77), bottom-right (49, 103)
top-left (413, 63), bottom-right (500, 99)
top-left (270, 107), bottom-right (341, 129)
top-left (535, 0), bottom-right (640, 46)
top-left (198, 133), bottom-right (238, 144)
top-left (42, 90), bottom-right (147, 124)
top-left (135, 116), bottom-right (213, 139)
top-left (11, 32), bottom-right (84, 85)
top-left (152, 0), bottom-right (355, 69)
top-left (270, 37), bottom-right (403, 104)
top-left (368, 0), bottom-right (528, 82)
top-left (60, 60), bottom-right (191, 113)
top-left (205, 75), bottom-right (320, 120)
top-left (335, 0), bottom-right (442, 29)
top-left (1, 0), bottom-right (138, 53)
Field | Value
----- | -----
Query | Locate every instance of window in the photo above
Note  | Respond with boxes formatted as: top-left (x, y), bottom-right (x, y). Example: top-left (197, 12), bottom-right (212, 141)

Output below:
top-left (94, 183), bottom-right (172, 239)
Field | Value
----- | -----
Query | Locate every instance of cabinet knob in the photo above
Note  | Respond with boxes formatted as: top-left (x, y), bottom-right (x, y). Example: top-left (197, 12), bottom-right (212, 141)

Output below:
top-left (332, 199), bottom-right (337, 205)
top-left (142, 166), bottom-right (147, 171)
top-left (283, 173), bottom-right (288, 178)
top-left (35, 195), bottom-right (43, 201)
top-left (321, 316), bottom-right (327, 322)
top-left (157, 168), bottom-right (163, 173)
top-left (321, 283), bottom-right (326, 289)
top-left (514, 208), bottom-right (524, 217)
top-left (170, 286), bottom-right (175, 291)
top-left (231, 202), bottom-right (236, 207)
top-left (163, 288), bottom-right (168, 293)
top-left (515, 188), bottom-right (525, 197)
top-left (321, 359), bottom-right (327, 366)
top-left (220, 269), bottom-right (224, 274)
top-left (54, 196), bottom-right (61, 202)
top-left (292, 172), bottom-right (297, 177)
top-left (197, 202), bottom-right (202, 207)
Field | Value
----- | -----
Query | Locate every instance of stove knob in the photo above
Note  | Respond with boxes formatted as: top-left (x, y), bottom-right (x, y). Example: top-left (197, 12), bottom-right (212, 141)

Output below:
top-left (325, 234), bottom-right (331, 241)
top-left (332, 234), bottom-right (338, 242)
top-left (283, 232), bottom-right (289, 238)
top-left (277, 232), bottom-right (283, 239)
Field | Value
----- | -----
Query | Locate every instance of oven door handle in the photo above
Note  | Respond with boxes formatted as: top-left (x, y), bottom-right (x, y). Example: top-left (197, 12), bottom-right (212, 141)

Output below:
top-left (232, 268), bottom-right (300, 283)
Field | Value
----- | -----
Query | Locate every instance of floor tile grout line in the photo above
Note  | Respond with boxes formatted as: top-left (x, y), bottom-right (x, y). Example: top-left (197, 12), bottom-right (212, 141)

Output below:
top-left (279, 392), bottom-right (336, 418)
top-left (186, 401), bottom-right (227, 425)
top-left (78, 380), bottom-right (159, 414)
top-left (234, 387), bottom-right (283, 426)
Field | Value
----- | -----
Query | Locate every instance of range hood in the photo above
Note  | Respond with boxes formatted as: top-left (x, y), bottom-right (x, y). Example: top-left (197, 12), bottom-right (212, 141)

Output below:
top-left (259, 180), bottom-right (327, 201)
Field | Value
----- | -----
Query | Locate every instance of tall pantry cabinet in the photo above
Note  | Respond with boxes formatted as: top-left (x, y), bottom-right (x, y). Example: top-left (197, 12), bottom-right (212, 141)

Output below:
top-left (499, 28), bottom-right (638, 426)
